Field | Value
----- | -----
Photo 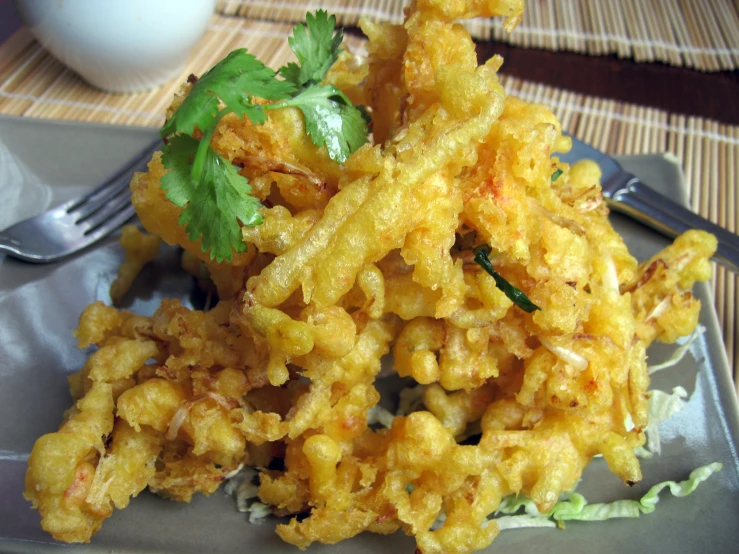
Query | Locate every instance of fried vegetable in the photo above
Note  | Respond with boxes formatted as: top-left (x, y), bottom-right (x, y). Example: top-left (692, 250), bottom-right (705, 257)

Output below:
top-left (26, 1), bottom-right (717, 552)
top-left (109, 226), bottom-right (162, 305)
top-left (159, 11), bottom-right (368, 262)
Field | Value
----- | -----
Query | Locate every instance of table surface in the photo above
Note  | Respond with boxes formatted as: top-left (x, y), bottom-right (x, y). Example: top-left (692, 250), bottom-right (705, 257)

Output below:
top-left (3, 0), bottom-right (736, 124)
top-left (477, 41), bottom-right (739, 125)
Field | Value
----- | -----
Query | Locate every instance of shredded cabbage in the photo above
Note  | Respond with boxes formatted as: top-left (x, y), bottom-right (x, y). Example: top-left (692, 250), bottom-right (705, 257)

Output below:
top-left (224, 466), bottom-right (261, 515)
top-left (632, 324), bottom-right (705, 456)
top-left (636, 386), bottom-right (688, 458)
top-left (367, 404), bottom-right (395, 428)
top-left (495, 514), bottom-right (557, 530)
top-left (648, 324), bottom-right (705, 374)
top-left (247, 502), bottom-right (272, 523)
top-left (493, 463), bottom-right (722, 529)
top-left (397, 384), bottom-right (426, 416)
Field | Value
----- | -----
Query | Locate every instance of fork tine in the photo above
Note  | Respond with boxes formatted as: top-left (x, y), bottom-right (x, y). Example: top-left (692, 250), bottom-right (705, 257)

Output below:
top-left (66, 138), bottom-right (161, 209)
top-left (71, 173), bottom-right (134, 221)
top-left (77, 188), bottom-right (133, 232)
top-left (0, 138), bottom-right (160, 263)
top-left (83, 202), bottom-right (137, 242)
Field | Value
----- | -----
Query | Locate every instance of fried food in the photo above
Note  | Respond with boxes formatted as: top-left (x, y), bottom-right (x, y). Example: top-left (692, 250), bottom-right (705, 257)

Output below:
top-left (109, 225), bottom-right (162, 305)
top-left (25, 0), bottom-right (717, 552)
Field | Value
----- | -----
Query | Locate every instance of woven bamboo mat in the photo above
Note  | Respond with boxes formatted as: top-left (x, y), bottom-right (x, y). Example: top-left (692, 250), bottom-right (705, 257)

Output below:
top-left (0, 15), bottom-right (736, 388)
top-left (215, 0), bottom-right (739, 71)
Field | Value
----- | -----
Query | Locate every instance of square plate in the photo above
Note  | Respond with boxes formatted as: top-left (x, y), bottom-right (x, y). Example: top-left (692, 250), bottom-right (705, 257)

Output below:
top-left (1, 115), bottom-right (737, 554)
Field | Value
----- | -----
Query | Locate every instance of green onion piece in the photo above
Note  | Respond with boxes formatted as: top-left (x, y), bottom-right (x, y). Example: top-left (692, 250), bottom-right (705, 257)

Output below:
top-left (473, 245), bottom-right (541, 313)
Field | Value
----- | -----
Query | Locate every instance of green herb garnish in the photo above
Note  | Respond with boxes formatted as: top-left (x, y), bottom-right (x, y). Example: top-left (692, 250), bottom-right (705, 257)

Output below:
top-left (279, 10), bottom-right (344, 88)
top-left (159, 10), bottom-right (369, 262)
top-left (276, 10), bottom-right (368, 162)
top-left (161, 135), bottom-right (264, 262)
top-left (279, 85), bottom-right (369, 163)
top-left (473, 245), bottom-right (541, 313)
top-left (551, 168), bottom-right (563, 182)
top-left (161, 50), bottom-right (295, 139)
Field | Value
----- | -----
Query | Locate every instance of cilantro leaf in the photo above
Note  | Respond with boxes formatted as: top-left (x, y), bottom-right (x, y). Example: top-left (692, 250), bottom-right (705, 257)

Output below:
top-left (279, 10), bottom-right (343, 88)
top-left (161, 135), bottom-right (199, 207)
top-left (161, 135), bottom-right (263, 263)
top-left (275, 11), bottom-right (368, 162)
top-left (474, 246), bottom-right (541, 313)
top-left (157, 12), bottom-right (370, 260)
top-left (161, 49), bottom-right (295, 137)
top-left (278, 85), bottom-right (368, 162)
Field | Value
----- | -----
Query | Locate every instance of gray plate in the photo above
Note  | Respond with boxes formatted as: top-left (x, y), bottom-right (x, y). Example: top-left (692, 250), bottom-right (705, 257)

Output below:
top-left (0, 115), bottom-right (737, 554)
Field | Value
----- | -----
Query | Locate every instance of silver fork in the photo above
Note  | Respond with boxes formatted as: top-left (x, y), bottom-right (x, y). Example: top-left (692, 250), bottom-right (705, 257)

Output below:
top-left (0, 138), bottom-right (161, 263)
top-left (562, 136), bottom-right (739, 274)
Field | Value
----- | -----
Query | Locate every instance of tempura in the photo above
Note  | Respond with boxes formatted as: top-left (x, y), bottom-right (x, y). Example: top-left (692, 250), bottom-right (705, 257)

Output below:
top-left (25, 1), bottom-right (716, 552)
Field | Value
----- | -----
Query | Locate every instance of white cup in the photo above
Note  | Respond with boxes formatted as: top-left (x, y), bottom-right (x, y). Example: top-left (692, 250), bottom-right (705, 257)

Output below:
top-left (15, 0), bottom-right (216, 93)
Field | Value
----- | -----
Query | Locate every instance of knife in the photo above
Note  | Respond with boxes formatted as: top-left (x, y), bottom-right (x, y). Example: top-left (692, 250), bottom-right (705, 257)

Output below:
top-left (559, 136), bottom-right (739, 274)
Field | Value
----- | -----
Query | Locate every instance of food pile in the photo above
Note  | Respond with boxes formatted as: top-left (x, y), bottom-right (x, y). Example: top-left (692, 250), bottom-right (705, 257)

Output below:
top-left (24, 1), bottom-right (717, 553)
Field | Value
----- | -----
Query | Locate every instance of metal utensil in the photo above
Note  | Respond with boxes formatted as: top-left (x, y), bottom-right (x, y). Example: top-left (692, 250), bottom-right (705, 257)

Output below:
top-left (0, 138), bottom-right (161, 263)
top-left (561, 136), bottom-right (739, 274)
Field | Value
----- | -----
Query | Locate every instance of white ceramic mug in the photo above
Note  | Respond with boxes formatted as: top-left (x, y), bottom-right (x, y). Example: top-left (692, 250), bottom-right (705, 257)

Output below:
top-left (15, 0), bottom-right (216, 93)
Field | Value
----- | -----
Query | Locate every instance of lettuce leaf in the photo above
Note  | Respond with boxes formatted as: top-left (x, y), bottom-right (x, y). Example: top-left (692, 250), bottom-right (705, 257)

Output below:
top-left (648, 324), bottom-right (706, 374)
top-left (636, 386), bottom-right (689, 458)
top-left (493, 463), bottom-right (722, 529)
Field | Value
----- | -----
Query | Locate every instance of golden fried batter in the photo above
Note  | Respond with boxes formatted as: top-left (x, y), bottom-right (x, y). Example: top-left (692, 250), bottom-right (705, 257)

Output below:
top-left (25, 0), bottom-right (716, 551)
top-left (109, 225), bottom-right (162, 305)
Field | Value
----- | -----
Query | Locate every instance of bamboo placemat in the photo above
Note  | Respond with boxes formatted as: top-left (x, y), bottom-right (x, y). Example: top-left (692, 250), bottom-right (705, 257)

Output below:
top-left (0, 15), bottom-right (736, 388)
top-left (215, 0), bottom-right (739, 72)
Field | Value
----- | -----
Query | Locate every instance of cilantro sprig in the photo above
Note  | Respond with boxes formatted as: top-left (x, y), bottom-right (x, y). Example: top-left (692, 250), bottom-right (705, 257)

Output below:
top-left (159, 10), bottom-right (368, 262)
top-left (280, 85), bottom-right (369, 163)
top-left (473, 245), bottom-right (541, 313)
top-left (161, 50), bottom-right (295, 138)
top-left (275, 11), bottom-right (368, 163)
top-left (161, 135), bottom-right (263, 261)
top-left (279, 10), bottom-right (344, 88)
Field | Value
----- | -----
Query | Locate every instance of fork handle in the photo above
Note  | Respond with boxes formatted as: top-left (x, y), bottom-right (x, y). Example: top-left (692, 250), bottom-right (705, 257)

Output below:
top-left (609, 177), bottom-right (739, 274)
top-left (0, 229), bottom-right (23, 258)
